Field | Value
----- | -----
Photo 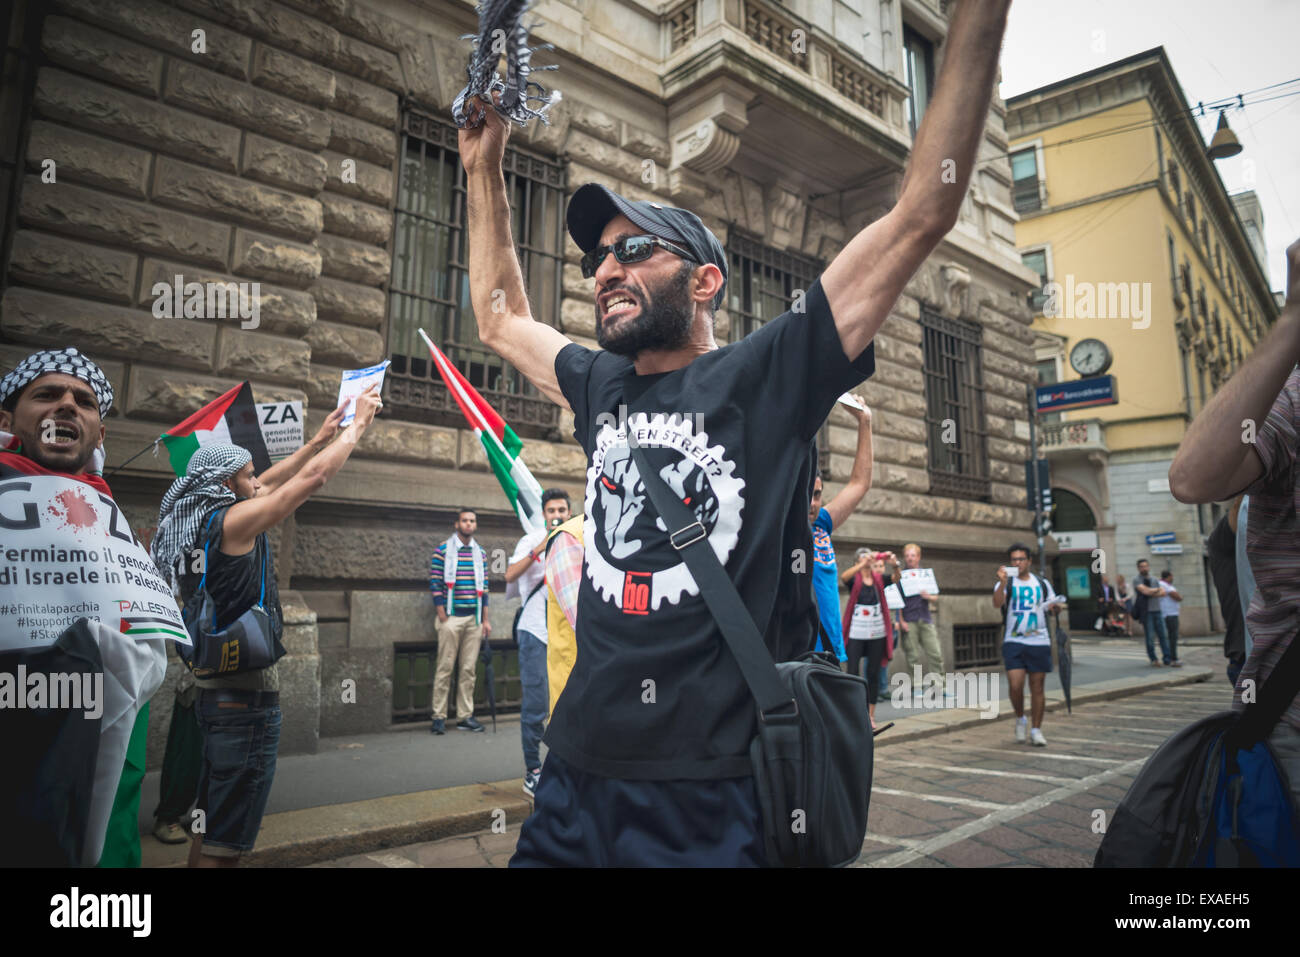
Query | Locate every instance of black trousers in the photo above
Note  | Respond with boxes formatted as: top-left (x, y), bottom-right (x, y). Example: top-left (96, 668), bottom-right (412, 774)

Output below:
top-left (847, 638), bottom-right (885, 705)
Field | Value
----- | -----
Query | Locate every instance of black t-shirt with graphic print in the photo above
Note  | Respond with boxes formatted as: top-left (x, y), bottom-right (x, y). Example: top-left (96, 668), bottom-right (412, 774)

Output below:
top-left (545, 279), bottom-right (876, 780)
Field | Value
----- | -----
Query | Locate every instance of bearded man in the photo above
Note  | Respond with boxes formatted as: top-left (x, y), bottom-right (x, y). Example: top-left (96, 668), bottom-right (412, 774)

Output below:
top-left (460, 1), bottom-right (1012, 866)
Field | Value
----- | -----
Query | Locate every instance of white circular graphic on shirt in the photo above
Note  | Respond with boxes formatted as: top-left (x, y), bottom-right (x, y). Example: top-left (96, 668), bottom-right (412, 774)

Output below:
top-left (583, 412), bottom-right (744, 613)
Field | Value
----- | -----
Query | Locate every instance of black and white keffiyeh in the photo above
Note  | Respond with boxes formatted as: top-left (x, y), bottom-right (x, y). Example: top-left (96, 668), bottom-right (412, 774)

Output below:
top-left (151, 444), bottom-right (251, 592)
top-left (0, 347), bottom-right (114, 419)
top-left (451, 0), bottom-right (560, 128)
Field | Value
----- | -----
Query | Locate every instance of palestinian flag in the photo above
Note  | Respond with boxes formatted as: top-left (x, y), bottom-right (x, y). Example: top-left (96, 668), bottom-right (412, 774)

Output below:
top-left (158, 381), bottom-right (272, 476)
top-left (419, 329), bottom-right (545, 536)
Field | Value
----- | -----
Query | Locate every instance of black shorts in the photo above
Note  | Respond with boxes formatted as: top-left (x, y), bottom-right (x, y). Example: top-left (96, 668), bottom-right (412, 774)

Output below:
top-left (1002, 640), bottom-right (1052, 674)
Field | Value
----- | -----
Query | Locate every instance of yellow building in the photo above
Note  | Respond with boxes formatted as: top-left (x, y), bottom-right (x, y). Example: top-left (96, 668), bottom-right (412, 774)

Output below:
top-left (1007, 48), bottom-right (1278, 636)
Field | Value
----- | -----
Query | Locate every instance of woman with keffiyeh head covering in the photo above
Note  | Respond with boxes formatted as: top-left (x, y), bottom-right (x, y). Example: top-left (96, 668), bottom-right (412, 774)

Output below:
top-left (152, 386), bottom-right (380, 867)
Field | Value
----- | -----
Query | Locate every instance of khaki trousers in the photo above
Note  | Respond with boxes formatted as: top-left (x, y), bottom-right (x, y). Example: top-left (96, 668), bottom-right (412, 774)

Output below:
top-left (432, 613), bottom-right (482, 721)
top-left (901, 619), bottom-right (945, 675)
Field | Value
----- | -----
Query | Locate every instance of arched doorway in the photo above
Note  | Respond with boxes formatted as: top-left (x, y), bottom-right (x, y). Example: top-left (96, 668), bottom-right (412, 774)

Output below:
top-left (1050, 488), bottom-right (1100, 631)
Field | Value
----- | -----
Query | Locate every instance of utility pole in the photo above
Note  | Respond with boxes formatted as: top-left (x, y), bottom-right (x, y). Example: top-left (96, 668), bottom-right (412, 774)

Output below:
top-left (1028, 382), bottom-right (1046, 578)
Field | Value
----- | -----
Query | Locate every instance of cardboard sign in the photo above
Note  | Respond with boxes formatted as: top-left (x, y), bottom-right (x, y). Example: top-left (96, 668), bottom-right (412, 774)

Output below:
top-left (337, 361), bottom-right (389, 426)
top-left (883, 583), bottom-right (905, 610)
top-left (899, 567), bottom-right (940, 597)
top-left (848, 602), bottom-right (886, 640)
top-left (255, 401), bottom-right (303, 461)
top-left (0, 475), bottom-right (189, 650)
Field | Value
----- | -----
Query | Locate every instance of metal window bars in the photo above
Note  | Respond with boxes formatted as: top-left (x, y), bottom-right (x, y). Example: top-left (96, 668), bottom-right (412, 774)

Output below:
top-left (385, 107), bottom-right (566, 436)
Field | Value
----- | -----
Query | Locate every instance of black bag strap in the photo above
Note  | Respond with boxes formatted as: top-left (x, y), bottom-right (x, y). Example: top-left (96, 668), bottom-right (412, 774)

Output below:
top-left (626, 441), bottom-right (795, 719)
top-left (198, 508), bottom-right (268, 622)
top-left (1228, 621), bottom-right (1300, 750)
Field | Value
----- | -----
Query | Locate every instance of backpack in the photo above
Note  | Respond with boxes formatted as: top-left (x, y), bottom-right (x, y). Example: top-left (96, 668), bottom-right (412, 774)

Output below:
top-left (511, 578), bottom-right (547, 645)
top-left (1095, 625), bottom-right (1300, 867)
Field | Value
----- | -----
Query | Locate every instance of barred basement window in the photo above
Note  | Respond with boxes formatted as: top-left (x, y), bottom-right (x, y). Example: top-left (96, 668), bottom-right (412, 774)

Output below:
top-left (725, 233), bottom-right (829, 471)
top-left (386, 108), bottom-right (566, 437)
top-left (953, 624), bottom-right (1002, 669)
top-left (920, 309), bottom-right (991, 502)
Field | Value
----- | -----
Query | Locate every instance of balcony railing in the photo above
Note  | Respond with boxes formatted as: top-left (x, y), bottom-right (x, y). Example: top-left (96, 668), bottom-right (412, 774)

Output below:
top-left (668, 1), bottom-right (696, 52)
top-left (830, 54), bottom-right (887, 119)
top-left (1039, 418), bottom-right (1107, 454)
top-left (742, 0), bottom-right (808, 70)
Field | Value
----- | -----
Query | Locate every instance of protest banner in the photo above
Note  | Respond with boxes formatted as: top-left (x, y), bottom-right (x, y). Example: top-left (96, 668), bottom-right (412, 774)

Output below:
top-left (0, 475), bottom-right (188, 651)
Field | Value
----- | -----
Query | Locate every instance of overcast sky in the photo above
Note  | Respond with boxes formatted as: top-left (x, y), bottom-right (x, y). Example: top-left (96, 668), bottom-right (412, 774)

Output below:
top-left (999, 0), bottom-right (1298, 296)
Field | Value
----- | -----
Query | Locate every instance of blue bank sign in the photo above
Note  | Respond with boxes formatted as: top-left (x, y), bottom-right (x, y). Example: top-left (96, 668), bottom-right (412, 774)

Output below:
top-left (1036, 375), bottom-right (1119, 413)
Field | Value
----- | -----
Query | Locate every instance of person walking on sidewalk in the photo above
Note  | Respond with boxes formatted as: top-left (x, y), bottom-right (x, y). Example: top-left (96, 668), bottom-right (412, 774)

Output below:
top-left (808, 397), bottom-right (875, 666)
top-left (430, 508), bottom-right (493, 734)
top-left (1158, 570), bottom-right (1184, 668)
top-left (504, 490), bottom-right (572, 796)
top-left (153, 387), bottom-right (377, 868)
top-left (1169, 236), bottom-right (1300, 806)
top-left (993, 543), bottom-right (1063, 747)
top-left (1133, 558), bottom-right (1171, 666)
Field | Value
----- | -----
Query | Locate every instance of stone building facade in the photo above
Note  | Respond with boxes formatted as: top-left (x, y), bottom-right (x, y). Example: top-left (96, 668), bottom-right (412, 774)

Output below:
top-left (0, 0), bottom-right (1039, 765)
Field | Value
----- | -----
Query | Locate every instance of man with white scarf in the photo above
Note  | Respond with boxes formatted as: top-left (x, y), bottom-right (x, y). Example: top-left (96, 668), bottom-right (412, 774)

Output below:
top-left (429, 507), bottom-right (492, 734)
top-left (0, 347), bottom-right (168, 866)
top-left (151, 387), bottom-right (378, 866)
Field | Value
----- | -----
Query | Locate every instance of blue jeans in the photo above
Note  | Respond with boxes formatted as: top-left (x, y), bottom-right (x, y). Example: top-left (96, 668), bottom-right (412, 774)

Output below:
top-left (517, 631), bottom-right (549, 772)
top-left (194, 689), bottom-right (281, 856)
top-left (1143, 611), bottom-right (1171, 664)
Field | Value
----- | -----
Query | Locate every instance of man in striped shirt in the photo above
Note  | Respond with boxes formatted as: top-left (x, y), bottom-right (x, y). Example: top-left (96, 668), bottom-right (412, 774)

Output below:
top-left (1170, 236), bottom-right (1299, 803)
top-left (429, 507), bottom-right (492, 734)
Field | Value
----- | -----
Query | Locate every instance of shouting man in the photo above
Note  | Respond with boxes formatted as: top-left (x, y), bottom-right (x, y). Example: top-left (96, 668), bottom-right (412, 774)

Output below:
top-left (0, 348), bottom-right (169, 866)
top-left (460, 0), bottom-right (1012, 865)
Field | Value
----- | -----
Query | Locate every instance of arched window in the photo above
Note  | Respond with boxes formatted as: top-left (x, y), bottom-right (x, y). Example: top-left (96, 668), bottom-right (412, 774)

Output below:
top-left (1051, 488), bottom-right (1096, 531)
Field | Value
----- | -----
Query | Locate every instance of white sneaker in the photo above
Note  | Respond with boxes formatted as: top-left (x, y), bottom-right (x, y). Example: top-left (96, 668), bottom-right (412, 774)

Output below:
top-left (1030, 728), bottom-right (1047, 747)
top-left (1015, 717), bottom-right (1028, 743)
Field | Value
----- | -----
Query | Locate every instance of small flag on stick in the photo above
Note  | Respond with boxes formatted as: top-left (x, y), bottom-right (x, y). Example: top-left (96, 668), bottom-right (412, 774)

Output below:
top-left (418, 329), bottom-right (544, 536)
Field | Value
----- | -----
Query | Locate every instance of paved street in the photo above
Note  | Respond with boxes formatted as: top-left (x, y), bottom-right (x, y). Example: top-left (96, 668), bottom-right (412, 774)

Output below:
top-left (309, 643), bottom-right (1229, 868)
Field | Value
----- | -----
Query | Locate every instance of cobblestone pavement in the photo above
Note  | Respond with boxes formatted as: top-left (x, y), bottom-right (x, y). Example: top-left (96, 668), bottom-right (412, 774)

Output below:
top-left (311, 645), bottom-right (1229, 868)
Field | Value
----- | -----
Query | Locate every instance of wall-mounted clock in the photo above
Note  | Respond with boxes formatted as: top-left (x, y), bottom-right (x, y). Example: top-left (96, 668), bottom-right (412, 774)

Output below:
top-left (1069, 338), bottom-right (1112, 376)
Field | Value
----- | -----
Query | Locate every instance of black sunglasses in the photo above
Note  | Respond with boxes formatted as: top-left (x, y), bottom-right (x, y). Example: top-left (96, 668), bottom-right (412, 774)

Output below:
top-left (580, 235), bottom-right (697, 278)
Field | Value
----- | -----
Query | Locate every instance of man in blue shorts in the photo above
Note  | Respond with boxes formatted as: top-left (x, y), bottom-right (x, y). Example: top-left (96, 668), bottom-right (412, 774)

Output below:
top-left (992, 543), bottom-right (1063, 747)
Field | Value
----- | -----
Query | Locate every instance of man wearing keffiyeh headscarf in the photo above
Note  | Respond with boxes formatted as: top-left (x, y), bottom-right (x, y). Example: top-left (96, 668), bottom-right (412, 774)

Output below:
top-left (0, 346), bottom-right (167, 868)
top-left (154, 386), bottom-right (381, 868)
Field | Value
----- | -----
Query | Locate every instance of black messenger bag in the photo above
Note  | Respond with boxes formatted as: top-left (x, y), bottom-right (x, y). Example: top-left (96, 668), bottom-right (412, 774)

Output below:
top-left (628, 442), bottom-right (873, 867)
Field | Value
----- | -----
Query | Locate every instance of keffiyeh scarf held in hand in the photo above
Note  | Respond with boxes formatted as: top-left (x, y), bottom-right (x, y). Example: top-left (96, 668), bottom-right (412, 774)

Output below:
top-left (451, 0), bottom-right (560, 128)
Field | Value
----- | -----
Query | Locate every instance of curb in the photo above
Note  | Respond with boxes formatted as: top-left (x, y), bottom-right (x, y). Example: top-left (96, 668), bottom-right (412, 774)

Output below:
top-left (874, 666), bottom-right (1214, 747)
top-left (144, 779), bottom-right (533, 868)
